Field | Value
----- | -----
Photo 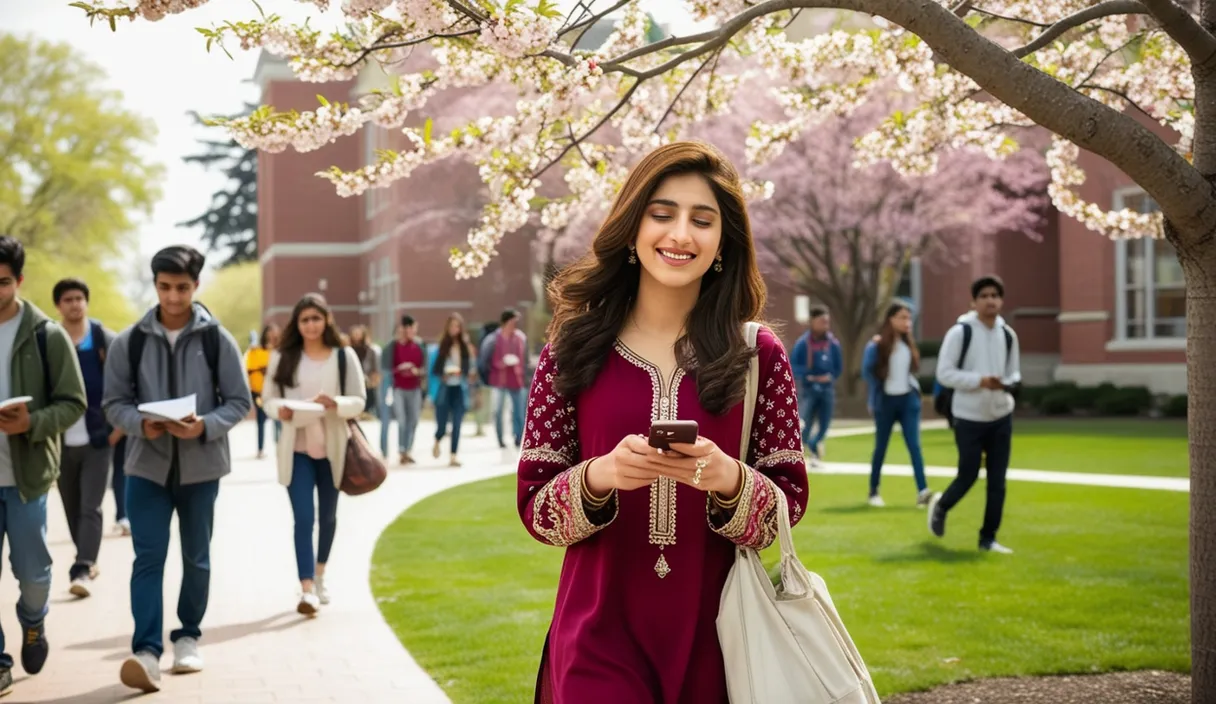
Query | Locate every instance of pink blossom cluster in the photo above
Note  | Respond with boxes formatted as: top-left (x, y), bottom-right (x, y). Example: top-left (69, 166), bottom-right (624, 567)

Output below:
top-left (478, 7), bottom-right (560, 60)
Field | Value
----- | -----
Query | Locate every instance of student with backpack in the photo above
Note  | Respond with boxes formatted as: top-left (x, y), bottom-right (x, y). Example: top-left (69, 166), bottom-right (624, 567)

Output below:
top-left (52, 278), bottom-right (120, 599)
top-left (0, 237), bottom-right (87, 698)
top-left (929, 275), bottom-right (1021, 554)
top-left (102, 245), bottom-right (252, 693)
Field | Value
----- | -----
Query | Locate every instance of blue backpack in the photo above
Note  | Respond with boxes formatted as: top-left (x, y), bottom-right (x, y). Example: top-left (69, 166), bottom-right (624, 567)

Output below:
top-left (932, 323), bottom-right (1013, 423)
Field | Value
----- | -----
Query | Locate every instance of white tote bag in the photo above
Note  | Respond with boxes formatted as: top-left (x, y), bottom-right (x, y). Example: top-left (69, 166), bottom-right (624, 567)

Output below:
top-left (717, 322), bottom-right (881, 704)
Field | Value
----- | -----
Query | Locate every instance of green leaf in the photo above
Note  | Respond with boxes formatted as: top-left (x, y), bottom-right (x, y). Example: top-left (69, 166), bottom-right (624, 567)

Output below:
top-left (423, 117), bottom-right (434, 146)
top-left (317, 94), bottom-right (331, 107)
top-left (534, 0), bottom-right (562, 19)
top-left (252, 0), bottom-right (266, 19)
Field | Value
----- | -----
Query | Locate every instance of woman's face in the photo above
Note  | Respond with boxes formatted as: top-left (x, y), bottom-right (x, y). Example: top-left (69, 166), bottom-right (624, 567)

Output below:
top-left (890, 308), bottom-right (913, 335)
top-left (635, 173), bottom-right (723, 291)
top-left (446, 319), bottom-right (462, 338)
top-left (350, 329), bottom-right (365, 345)
top-left (266, 327), bottom-right (281, 348)
top-left (297, 307), bottom-right (327, 343)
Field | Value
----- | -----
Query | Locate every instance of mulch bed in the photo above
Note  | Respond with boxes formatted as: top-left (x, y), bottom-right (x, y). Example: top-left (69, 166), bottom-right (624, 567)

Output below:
top-left (884, 670), bottom-right (1190, 704)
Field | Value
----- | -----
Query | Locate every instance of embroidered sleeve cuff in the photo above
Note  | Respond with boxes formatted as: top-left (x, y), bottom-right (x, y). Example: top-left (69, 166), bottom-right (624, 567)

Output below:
top-left (708, 465), bottom-right (782, 550)
top-left (530, 460), bottom-right (617, 547)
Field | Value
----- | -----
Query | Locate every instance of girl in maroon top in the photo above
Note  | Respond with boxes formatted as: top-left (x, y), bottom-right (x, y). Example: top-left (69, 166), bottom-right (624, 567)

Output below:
top-left (518, 142), bottom-right (809, 703)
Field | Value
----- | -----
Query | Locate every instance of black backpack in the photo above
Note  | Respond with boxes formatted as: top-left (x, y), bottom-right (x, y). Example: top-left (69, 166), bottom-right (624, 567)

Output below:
top-left (127, 326), bottom-right (221, 404)
top-left (932, 323), bottom-right (1015, 423)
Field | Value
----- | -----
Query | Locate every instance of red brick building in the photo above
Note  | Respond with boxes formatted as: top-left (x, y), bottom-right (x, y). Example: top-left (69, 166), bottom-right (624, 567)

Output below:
top-left (254, 54), bottom-right (1184, 394)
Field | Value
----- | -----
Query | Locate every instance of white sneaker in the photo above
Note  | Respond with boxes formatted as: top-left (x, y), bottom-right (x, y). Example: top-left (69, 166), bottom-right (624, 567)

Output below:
top-left (171, 637), bottom-right (203, 673)
top-left (69, 575), bottom-right (92, 598)
top-left (315, 575), bottom-right (330, 605)
top-left (297, 590), bottom-right (321, 616)
top-left (120, 651), bottom-right (161, 692)
top-left (868, 494), bottom-right (885, 508)
top-left (115, 518), bottom-right (131, 536)
top-left (981, 541), bottom-right (1015, 555)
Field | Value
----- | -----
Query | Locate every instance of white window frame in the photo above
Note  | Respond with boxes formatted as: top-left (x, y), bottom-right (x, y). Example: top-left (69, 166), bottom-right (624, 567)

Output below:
top-left (363, 126), bottom-right (383, 220)
top-left (1110, 187), bottom-right (1185, 351)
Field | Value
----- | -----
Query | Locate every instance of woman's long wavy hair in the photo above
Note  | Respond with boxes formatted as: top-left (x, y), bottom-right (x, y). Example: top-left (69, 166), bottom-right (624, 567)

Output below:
top-left (433, 312), bottom-right (471, 375)
top-left (547, 141), bottom-right (766, 414)
top-left (874, 302), bottom-right (920, 382)
top-left (259, 323), bottom-right (280, 350)
top-left (273, 293), bottom-right (345, 390)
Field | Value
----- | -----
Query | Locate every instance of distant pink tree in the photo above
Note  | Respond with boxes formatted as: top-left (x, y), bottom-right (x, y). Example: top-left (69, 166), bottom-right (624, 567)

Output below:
top-left (749, 103), bottom-right (1049, 392)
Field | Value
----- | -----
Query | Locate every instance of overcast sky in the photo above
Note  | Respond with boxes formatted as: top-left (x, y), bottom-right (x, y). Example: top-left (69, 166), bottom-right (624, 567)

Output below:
top-left (0, 0), bottom-right (708, 271)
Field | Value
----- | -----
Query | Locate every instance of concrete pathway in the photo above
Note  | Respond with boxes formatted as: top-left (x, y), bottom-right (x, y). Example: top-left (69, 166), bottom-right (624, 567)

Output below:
top-left (0, 416), bottom-right (1185, 703)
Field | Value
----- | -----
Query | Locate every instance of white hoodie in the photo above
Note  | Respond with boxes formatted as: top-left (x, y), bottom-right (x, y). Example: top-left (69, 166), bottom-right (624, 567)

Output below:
top-left (936, 311), bottom-right (1022, 422)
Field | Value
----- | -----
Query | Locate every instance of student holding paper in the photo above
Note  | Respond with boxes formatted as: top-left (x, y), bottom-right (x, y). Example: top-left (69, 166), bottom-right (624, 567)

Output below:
top-left (102, 245), bottom-right (252, 694)
top-left (258, 293), bottom-right (365, 615)
top-left (0, 237), bottom-right (87, 698)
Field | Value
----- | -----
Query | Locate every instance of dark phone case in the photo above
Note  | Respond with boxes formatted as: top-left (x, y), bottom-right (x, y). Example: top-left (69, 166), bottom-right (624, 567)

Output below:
top-left (648, 420), bottom-right (699, 450)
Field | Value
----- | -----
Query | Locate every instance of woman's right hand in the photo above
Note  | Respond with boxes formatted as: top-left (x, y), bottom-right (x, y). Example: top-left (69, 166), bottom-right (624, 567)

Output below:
top-left (278, 407), bottom-right (294, 421)
top-left (585, 435), bottom-right (663, 497)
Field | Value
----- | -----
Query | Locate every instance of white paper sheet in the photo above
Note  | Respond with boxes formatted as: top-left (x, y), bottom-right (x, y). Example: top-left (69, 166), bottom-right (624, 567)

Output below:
top-left (0, 396), bottom-right (33, 412)
top-left (282, 400), bottom-right (325, 413)
top-left (138, 394), bottom-right (198, 425)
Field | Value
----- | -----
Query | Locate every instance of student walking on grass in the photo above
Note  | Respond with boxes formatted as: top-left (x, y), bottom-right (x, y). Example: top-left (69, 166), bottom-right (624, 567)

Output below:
top-left (0, 237), bottom-right (87, 698)
top-left (52, 277), bottom-right (120, 599)
top-left (861, 302), bottom-right (930, 508)
top-left (518, 142), bottom-right (808, 702)
top-left (103, 245), bottom-right (252, 693)
top-left (929, 275), bottom-right (1022, 554)
top-left (260, 294), bottom-right (366, 614)
top-left (790, 306), bottom-right (842, 465)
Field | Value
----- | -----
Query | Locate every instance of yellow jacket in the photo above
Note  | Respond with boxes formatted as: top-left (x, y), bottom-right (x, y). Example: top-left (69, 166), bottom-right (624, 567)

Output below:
top-left (246, 346), bottom-right (270, 395)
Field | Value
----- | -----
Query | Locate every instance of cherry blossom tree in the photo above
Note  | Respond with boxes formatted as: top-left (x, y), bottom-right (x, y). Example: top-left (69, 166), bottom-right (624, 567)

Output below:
top-left (75, 0), bottom-right (1212, 696)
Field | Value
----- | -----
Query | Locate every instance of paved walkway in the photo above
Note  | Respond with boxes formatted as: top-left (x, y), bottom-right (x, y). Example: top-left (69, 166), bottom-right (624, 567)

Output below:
top-left (0, 417), bottom-right (1186, 703)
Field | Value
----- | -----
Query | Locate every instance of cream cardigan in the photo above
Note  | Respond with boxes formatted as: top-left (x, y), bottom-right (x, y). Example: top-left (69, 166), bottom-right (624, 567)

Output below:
top-left (261, 347), bottom-right (367, 489)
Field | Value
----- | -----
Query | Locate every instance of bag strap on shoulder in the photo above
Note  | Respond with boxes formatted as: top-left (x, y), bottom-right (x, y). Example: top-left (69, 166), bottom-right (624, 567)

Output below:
top-left (740, 322), bottom-right (761, 463)
top-left (337, 346), bottom-right (348, 396)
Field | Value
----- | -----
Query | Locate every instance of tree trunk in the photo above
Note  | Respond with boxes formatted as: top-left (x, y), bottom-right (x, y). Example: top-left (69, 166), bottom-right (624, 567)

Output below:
top-left (834, 317), bottom-right (869, 397)
top-left (1181, 221), bottom-right (1216, 703)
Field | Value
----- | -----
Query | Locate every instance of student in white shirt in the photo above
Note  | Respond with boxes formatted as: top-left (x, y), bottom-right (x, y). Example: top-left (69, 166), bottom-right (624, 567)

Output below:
top-left (861, 302), bottom-right (930, 508)
top-left (928, 275), bottom-right (1021, 554)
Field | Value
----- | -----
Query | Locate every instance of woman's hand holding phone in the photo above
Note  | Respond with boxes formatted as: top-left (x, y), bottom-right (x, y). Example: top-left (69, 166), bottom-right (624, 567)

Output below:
top-left (586, 435), bottom-right (665, 496)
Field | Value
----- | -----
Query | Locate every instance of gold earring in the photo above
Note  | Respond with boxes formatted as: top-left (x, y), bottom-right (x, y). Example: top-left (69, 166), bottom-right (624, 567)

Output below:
top-left (714, 254), bottom-right (723, 273)
top-left (628, 246), bottom-right (637, 265)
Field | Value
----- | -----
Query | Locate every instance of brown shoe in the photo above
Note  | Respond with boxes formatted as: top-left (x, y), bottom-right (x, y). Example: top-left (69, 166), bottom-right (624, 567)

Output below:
top-left (398, 452), bottom-right (408, 465)
top-left (432, 440), bottom-right (441, 459)
top-left (448, 455), bottom-right (461, 468)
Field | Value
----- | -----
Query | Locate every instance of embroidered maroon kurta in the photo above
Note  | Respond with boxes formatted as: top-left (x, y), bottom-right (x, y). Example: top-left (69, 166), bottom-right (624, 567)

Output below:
top-left (517, 327), bottom-right (810, 704)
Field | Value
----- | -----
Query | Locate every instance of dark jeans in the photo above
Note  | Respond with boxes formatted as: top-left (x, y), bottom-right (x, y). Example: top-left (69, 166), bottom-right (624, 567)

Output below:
top-left (435, 385), bottom-right (467, 453)
top-left (0, 488), bottom-right (51, 670)
top-left (870, 392), bottom-right (927, 495)
top-left (254, 393), bottom-right (268, 452)
top-left (493, 386), bottom-right (526, 448)
top-left (800, 385), bottom-right (834, 450)
top-left (939, 414), bottom-right (1013, 546)
top-left (112, 436), bottom-right (127, 521)
top-left (58, 444), bottom-right (110, 577)
top-left (287, 453), bottom-right (339, 581)
top-left (127, 474), bottom-right (219, 658)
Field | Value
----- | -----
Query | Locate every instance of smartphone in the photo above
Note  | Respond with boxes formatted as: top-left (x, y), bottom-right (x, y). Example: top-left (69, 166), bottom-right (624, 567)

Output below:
top-left (648, 420), bottom-right (699, 451)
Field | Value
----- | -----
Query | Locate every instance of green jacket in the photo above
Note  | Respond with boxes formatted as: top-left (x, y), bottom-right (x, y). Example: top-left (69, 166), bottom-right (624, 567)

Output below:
top-left (4, 300), bottom-right (86, 500)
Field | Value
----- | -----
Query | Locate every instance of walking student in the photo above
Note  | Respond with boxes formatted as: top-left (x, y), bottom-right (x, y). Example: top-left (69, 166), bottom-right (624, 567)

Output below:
top-left (929, 275), bottom-right (1022, 554)
top-left (53, 277), bottom-right (120, 598)
top-left (261, 294), bottom-right (365, 614)
top-left (861, 302), bottom-right (930, 508)
top-left (479, 308), bottom-right (527, 450)
top-left (789, 306), bottom-right (842, 464)
top-left (246, 323), bottom-right (281, 459)
top-left (103, 245), bottom-right (252, 693)
top-left (0, 237), bottom-right (87, 697)
top-left (348, 325), bottom-right (380, 419)
top-left (385, 316), bottom-right (424, 464)
top-left (429, 313), bottom-right (475, 467)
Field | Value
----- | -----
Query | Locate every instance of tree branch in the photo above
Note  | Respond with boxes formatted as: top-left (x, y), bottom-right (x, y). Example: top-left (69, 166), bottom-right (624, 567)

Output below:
top-left (970, 8), bottom-right (1051, 28)
top-left (1138, 0), bottom-right (1216, 71)
top-left (653, 50), bottom-right (720, 134)
top-left (531, 78), bottom-right (643, 178)
top-left (1011, 0), bottom-right (1151, 58)
top-left (566, 0), bottom-right (632, 49)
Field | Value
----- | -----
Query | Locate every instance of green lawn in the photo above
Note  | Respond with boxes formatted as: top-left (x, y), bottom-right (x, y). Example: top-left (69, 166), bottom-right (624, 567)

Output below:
top-left (371, 473), bottom-right (1189, 702)
top-left (824, 419), bottom-right (1189, 477)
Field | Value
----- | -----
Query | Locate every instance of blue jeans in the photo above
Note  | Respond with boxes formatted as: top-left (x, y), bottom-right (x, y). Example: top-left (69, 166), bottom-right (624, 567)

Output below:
top-left (869, 392), bottom-right (927, 495)
top-left (287, 453), bottom-right (339, 581)
top-left (378, 376), bottom-right (394, 457)
top-left (0, 489), bottom-right (51, 670)
top-left (254, 393), bottom-right (268, 452)
top-left (800, 386), bottom-right (834, 451)
top-left (127, 474), bottom-right (219, 658)
top-left (493, 387), bottom-right (526, 448)
top-left (434, 385), bottom-right (467, 453)
top-left (394, 388), bottom-right (423, 455)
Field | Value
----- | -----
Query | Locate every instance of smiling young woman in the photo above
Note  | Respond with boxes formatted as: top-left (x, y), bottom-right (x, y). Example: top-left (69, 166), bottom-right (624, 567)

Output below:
top-left (517, 142), bottom-right (809, 704)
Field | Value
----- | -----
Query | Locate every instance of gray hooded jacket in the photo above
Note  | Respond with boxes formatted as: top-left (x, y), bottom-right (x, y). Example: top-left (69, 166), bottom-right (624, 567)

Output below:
top-left (102, 303), bottom-right (252, 486)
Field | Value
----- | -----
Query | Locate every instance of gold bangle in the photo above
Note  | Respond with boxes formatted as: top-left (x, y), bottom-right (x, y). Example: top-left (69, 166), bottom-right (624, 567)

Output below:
top-left (712, 461), bottom-right (747, 509)
top-left (581, 459), bottom-right (611, 508)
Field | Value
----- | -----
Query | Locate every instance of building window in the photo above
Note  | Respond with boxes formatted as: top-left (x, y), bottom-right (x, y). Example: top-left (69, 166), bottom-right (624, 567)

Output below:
top-left (893, 258), bottom-right (923, 338)
top-left (1114, 190), bottom-right (1183, 340)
